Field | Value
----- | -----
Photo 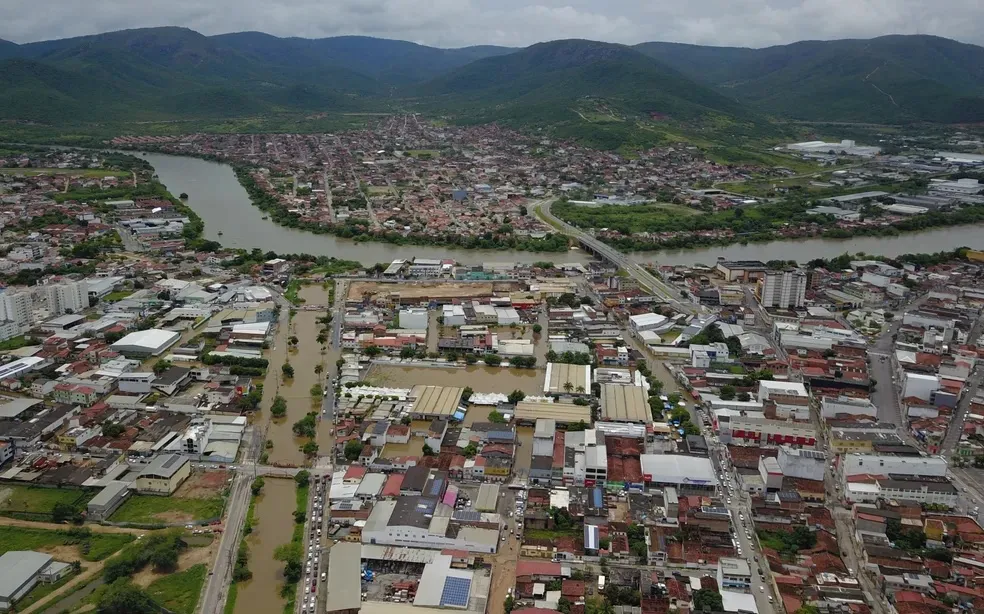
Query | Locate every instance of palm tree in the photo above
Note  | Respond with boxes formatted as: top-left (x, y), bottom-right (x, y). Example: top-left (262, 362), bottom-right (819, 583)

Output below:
top-left (563, 381), bottom-right (574, 393)
top-left (316, 332), bottom-right (327, 345)
top-left (314, 364), bottom-right (324, 375)
top-left (576, 385), bottom-right (585, 394)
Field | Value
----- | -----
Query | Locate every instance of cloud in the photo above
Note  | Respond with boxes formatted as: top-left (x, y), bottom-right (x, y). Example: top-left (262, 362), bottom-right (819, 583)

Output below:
top-left (0, 0), bottom-right (981, 48)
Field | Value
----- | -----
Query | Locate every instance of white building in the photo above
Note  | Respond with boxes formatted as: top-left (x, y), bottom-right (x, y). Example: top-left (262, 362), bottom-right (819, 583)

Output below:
top-left (821, 396), bottom-right (877, 419)
top-left (628, 312), bottom-right (668, 334)
top-left (901, 372), bottom-right (940, 403)
top-left (442, 305), bottom-right (466, 327)
top-left (361, 498), bottom-right (498, 554)
top-left (717, 558), bottom-right (752, 592)
top-left (45, 281), bottom-right (88, 316)
top-left (533, 419), bottom-right (556, 457)
top-left (0, 290), bottom-right (32, 335)
top-left (846, 476), bottom-right (957, 506)
top-left (757, 380), bottom-right (808, 403)
top-left (111, 329), bottom-right (181, 357)
top-left (841, 453), bottom-right (947, 478)
top-left (399, 308), bottom-right (428, 330)
top-left (758, 269), bottom-right (807, 309)
top-left (776, 447), bottom-right (825, 482)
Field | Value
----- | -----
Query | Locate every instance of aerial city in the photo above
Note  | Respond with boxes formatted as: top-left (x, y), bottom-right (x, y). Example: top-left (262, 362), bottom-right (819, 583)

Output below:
top-left (0, 3), bottom-right (984, 614)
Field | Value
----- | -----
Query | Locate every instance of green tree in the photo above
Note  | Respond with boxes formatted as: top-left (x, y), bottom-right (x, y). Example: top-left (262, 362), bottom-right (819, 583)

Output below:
top-left (316, 332), bottom-right (327, 345)
top-left (563, 381), bottom-right (574, 393)
top-left (461, 387), bottom-right (474, 402)
top-left (504, 595), bottom-right (516, 613)
top-left (737, 391), bottom-right (751, 402)
top-left (302, 441), bottom-right (319, 457)
top-left (310, 384), bottom-right (323, 398)
top-left (692, 589), bottom-right (723, 612)
top-left (102, 422), bottom-right (125, 438)
top-left (364, 345), bottom-right (382, 357)
top-left (251, 477), bottom-right (265, 496)
top-left (97, 580), bottom-right (158, 614)
top-left (463, 442), bottom-right (478, 458)
top-left (270, 395), bottom-right (287, 417)
top-left (483, 354), bottom-right (502, 366)
top-left (288, 335), bottom-right (299, 346)
top-left (152, 360), bottom-right (172, 375)
top-left (344, 439), bottom-right (364, 461)
top-left (720, 385), bottom-right (736, 400)
top-left (422, 443), bottom-right (435, 456)
top-left (52, 502), bottom-right (82, 524)
top-left (314, 364), bottom-right (324, 375)
top-left (508, 390), bottom-right (526, 404)
top-left (282, 363), bottom-right (295, 378)
top-left (488, 410), bottom-right (507, 423)
top-left (532, 324), bottom-right (542, 334)
top-left (294, 470), bottom-right (310, 487)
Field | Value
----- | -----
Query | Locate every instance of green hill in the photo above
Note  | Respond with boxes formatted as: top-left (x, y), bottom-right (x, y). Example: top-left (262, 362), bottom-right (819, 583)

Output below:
top-left (417, 39), bottom-right (754, 122)
top-left (635, 35), bottom-right (984, 123)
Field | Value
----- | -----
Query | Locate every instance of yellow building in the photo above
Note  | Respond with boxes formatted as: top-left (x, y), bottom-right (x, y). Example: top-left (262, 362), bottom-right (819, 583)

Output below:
top-left (134, 454), bottom-right (190, 495)
top-left (828, 430), bottom-right (877, 455)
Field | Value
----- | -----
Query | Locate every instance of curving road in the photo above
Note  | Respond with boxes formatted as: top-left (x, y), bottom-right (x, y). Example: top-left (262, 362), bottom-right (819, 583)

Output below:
top-left (535, 200), bottom-right (701, 315)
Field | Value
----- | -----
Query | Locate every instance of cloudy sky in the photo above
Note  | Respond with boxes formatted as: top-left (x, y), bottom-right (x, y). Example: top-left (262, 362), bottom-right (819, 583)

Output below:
top-left (1, 0), bottom-right (981, 48)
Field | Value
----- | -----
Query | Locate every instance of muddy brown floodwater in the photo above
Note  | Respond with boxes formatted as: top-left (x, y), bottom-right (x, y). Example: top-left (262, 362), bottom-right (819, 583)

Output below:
top-left (265, 285), bottom-right (332, 465)
top-left (368, 364), bottom-right (545, 396)
top-left (233, 478), bottom-right (296, 614)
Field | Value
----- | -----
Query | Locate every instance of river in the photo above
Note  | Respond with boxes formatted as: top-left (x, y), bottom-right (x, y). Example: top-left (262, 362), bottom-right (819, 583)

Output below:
top-left (141, 152), bottom-right (592, 266)
top-left (142, 152), bottom-right (984, 266)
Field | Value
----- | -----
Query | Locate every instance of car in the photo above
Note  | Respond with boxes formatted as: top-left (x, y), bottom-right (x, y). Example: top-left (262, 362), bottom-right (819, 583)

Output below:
top-left (727, 498), bottom-right (732, 504)
top-left (759, 586), bottom-right (765, 593)
top-left (768, 596), bottom-right (773, 603)
top-left (501, 536), bottom-right (506, 542)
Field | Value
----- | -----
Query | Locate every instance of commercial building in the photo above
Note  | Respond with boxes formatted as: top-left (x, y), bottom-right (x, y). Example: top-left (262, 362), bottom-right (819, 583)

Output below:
top-left (543, 363), bottom-right (591, 395)
top-left (134, 454), bottom-right (191, 494)
top-left (717, 557), bottom-right (752, 592)
top-left (639, 454), bottom-right (718, 494)
top-left (715, 260), bottom-right (768, 283)
top-left (532, 419), bottom-right (556, 457)
top-left (44, 281), bottom-right (87, 316)
top-left (841, 453), bottom-right (946, 478)
top-left (717, 415), bottom-right (817, 447)
top-left (600, 384), bottom-right (649, 423)
top-left (111, 329), bottom-right (181, 357)
top-left (0, 551), bottom-right (70, 611)
top-left (361, 497), bottom-right (498, 553)
top-left (821, 396), bottom-right (877, 420)
top-left (758, 269), bottom-right (807, 309)
top-left (87, 481), bottom-right (131, 520)
top-left (776, 447), bottom-right (826, 482)
top-left (409, 386), bottom-right (465, 418)
top-left (786, 139), bottom-right (881, 156)
top-left (398, 307), bottom-right (428, 330)
top-left (513, 400), bottom-right (591, 426)
top-left (846, 475), bottom-right (958, 506)
top-left (628, 312), bottom-right (668, 334)
top-left (757, 380), bottom-right (808, 403)
top-left (325, 542), bottom-right (361, 614)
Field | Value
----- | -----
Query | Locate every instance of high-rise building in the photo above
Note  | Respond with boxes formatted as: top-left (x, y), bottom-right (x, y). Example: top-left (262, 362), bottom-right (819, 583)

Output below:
top-left (758, 269), bottom-right (807, 309)
top-left (45, 281), bottom-right (87, 316)
top-left (0, 290), bottom-right (33, 338)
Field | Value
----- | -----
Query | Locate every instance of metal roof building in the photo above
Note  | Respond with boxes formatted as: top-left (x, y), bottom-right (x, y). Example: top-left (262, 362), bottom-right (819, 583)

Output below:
top-left (475, 484), bottom-right (500, 512)
top-left (513, 400), bottom-right (591, 426)
top-left (600, 384), bottom-right (649, 423)
top-left (110, 328), bottom-right (181, 357)
top-left (543, 363), bottom-right (591, 395)
top-left (0, 551), bottom-right (53, 610)
top-left (326, 542), bottom-right (362, 613)
top-left (410, 385), bottom-right (465, 417)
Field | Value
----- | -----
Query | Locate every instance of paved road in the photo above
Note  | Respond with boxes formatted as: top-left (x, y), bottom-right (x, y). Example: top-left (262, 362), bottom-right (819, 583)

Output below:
top-left (536, 200), bottom-right (700, 315)
top-left (198, 471), bottom-right (252, 614)
top-left (941, 313), bottom-right (984, 456)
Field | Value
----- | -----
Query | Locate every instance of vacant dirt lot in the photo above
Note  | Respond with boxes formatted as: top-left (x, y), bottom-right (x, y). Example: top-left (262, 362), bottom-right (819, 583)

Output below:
top-left (174, 470), bottom-right (231, 499)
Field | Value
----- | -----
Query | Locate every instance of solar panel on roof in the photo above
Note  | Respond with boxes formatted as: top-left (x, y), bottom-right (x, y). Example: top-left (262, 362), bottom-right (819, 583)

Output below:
top-left (440, 576), bottom-right (471, 607)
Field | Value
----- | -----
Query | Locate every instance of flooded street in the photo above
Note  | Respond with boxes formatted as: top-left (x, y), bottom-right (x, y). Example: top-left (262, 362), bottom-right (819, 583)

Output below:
top-left (367, 364), bottom-right (544, 396)
top-left (265, 285), bottom-right (332, 465)
top-left (233, 478), bottom-right (295, 614)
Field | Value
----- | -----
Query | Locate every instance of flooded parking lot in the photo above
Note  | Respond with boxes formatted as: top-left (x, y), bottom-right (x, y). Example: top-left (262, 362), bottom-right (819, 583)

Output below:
top-left (367, 364), bottom-right (544, 396)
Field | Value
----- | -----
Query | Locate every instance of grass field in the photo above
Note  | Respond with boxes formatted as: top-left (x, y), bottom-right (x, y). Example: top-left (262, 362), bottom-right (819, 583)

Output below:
top-left (0, 525), bottom-right (134, 561)
top-left (103, 290), bottom-right (135, 302)
top-left (147, 563), bottom-right (207, 614)
top-left (109, 495), bottom-right (225, 525)
top-left (0, 485), bottom-right (93, 517)
top-left (406, 149), bottom-right (439, 158)
top-left (570, 201), bottom-right (701, 216)
top-left (0, 167), bottom-right (123, 177)
top-left (0, 336), bottom-right (32, 352)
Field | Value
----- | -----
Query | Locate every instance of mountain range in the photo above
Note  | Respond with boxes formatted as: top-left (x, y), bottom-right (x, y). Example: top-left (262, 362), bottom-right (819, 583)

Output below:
top-left (2, 27), bottom-right (984, 144)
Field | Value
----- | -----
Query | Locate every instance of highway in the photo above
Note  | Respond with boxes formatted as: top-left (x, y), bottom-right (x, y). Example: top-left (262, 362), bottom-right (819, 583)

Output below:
top-left (535, 200), bottom-right (700, 315)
